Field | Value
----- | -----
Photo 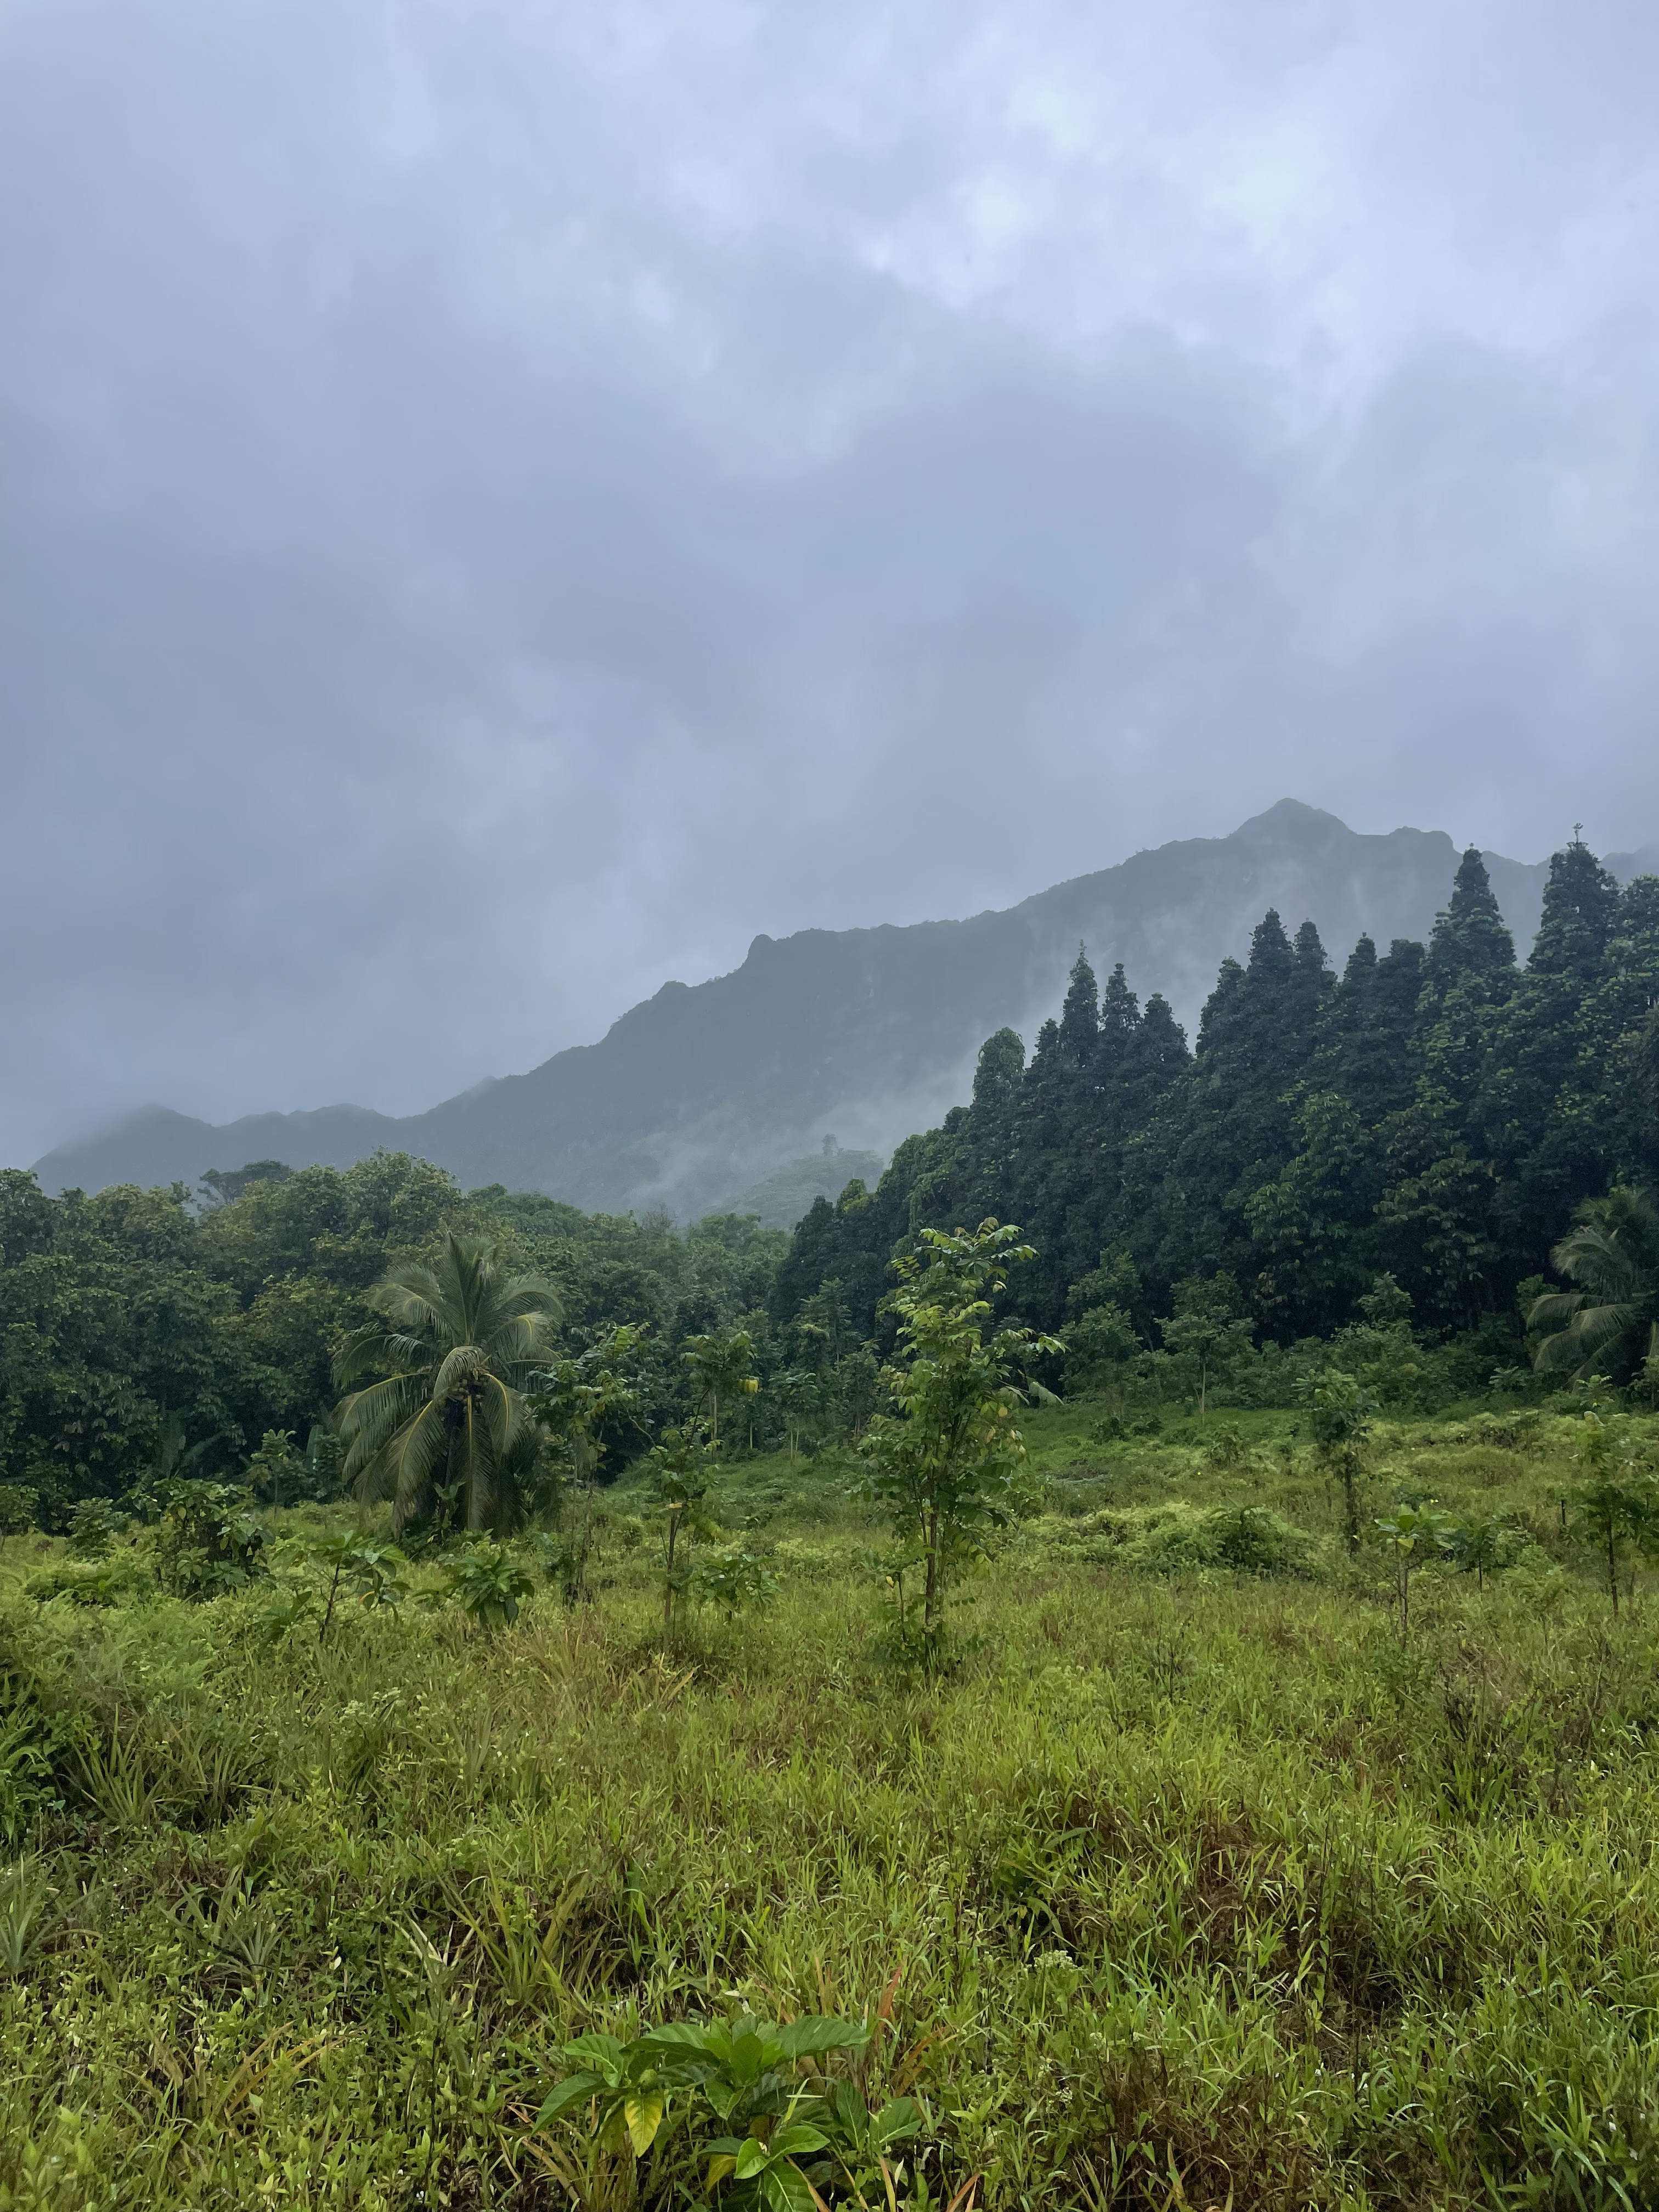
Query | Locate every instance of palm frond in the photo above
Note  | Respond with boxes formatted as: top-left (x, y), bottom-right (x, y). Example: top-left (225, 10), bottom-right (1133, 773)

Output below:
top-left (338, 1373), bottom-right (431, 1480)
top-left (476, 1372), bottom-right (523, 1463)
top-left (1550, 1224), bottom-right (1637, 1302)
top-left (330, 1230), bottom-right (562, 1534)
top-left (391, 1402), bottom-right (452, 1527)
top-left (1528, 1290), bottom-right (1583, 1334)
top-left (1565, 1301), bottom-right (1643, 1354)
top-left (363, 1260), bottom-right (448, 1322)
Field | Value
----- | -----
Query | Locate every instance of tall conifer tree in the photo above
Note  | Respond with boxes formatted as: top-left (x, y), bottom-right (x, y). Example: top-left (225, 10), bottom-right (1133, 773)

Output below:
top-left (1423, 847), bottom-right (1516, 998)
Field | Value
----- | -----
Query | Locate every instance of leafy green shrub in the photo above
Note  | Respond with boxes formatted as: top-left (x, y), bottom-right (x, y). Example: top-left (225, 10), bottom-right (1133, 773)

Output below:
top-left (1060, 1302), bottom-right (1141, 1397)
top-left (0, 1703), bottom-right (61, 1844)
top-left (858, 1221), bottom-right (1058, 1646)
top-left (694, 1548), bottom-right (780, 1616)
top-left (531, 1527), bottom-right (584, 1604)
top-left (1372, 1503), bottom-right (1454, 1638)
top-left (312, 1532), bottom-right (409, 1640)
top-left (534, 2012), bottom-right (922, 2209)
top-left (1571, 1417), bottom-right (1656, 1615)
top-left (1300, 1367), bottom-right (1375, 1550)
top-left (1027, 1500), bottom-right (1315, 1578)
top-left (444, 1540), bottom-right (534, 1631)
top-left (245, 1428), bottom-right (307, 1508)
top-left (0, 1483), bottom-right (39, 1550)
top-left (65, 1499), bottom-right (128, 1558)
top-left (154, 1480), bottom-right (269, 1599)
top-left (24, 1553), bottom-right (154, 1609)
top-left (1131, 1502), bottom-right (1315, 1578)
top-left (647, 1425), bottom-right (721, 1641)
top-left (1200, 1422), bottom-right (1248, 1471)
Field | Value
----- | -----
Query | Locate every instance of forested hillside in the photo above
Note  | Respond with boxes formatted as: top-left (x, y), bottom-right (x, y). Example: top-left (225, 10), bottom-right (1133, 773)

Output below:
top-left (38, 802), bottom-right (1657, 1222)
top-left (4, 834), bottom-right (1656, 1534)
top-left (775, 837), bottom-right (1659, 1363)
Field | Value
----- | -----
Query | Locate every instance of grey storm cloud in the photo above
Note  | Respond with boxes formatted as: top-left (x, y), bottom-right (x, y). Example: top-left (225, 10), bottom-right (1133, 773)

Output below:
top-left (4, 0), bottom-right (1659, 1164)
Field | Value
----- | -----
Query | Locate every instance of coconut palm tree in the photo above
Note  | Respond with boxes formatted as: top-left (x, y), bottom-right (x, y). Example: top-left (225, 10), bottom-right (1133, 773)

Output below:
top-left (1530, 1186), bottom-right (1659, 1390)
top-left (334, 1232), bottom-right (562, 1534)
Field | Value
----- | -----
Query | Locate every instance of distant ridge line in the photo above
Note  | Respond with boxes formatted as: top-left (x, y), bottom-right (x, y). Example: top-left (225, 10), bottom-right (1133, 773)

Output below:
top-left (31, 802), bottom-right (1659, 1222)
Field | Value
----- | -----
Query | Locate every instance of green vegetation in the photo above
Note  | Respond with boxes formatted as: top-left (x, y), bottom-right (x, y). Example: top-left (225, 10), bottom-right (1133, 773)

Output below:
top-left (335, 1232), bottom-right (563, 1536)
top-left (780, 838), bottom-right (1659, 1362)
top-left (7, 1397), bottom-right (1659, 2207)
top-left (858, 1222), bottom-right (1058, 1644)
top-left (5, 831), bottom-right (1659, 2203)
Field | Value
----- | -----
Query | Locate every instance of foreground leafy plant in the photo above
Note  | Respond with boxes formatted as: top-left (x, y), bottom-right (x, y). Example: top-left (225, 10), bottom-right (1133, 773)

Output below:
top-left (1373, 1502), bottom-right (1450, 1639)
top-left (443, 1539), bottom-right (534, 1632)
top-left (1441, 1509), bottom-right (1514, 1589)
top-left (1573, 1417), bottom-right (1655, 1615)
top-left (1301, 1368), bottom-right (1375, 1551)
top-left (312, 1531), bottom-right (410, 1640)
top-left (0, 1483), bottom-right (37, 1559)
top-left (695, 1547), bottom-right (780, 1617)
top-left (154, 1479), bottom-right (269, 1598)
top-left (859, 1220), bottom-right (1058, 1645)
top-left (534, 2013), bottom-right (923, 2209)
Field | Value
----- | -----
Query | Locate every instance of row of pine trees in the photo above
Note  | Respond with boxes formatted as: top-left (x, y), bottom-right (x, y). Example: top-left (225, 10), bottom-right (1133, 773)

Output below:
top-left (774, 839), bottom-right (1659, 1353)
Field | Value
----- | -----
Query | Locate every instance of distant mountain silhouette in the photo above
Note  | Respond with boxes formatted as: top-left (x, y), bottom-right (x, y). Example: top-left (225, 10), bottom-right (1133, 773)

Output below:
top-left (34, 802), bottom-right (1659, 1222)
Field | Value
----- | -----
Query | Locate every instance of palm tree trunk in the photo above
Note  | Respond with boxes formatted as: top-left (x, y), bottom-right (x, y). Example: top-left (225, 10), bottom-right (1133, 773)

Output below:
top-left (444, 1400), bottom-right (466, 1533)
top-left (464, 1396), bottom-right (488, 1532)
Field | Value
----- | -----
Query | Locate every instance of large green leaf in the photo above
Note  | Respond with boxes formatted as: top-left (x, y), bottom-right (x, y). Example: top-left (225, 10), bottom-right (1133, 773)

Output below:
top-left (769, 2124), bottom-right (829, 2158)
top-left (623, 2090), bottom-right (665, 2155)
top-left (774, 2016), bottom-right (868, 2060)
top-left (558, 2032), bottom-right (627, 2075)
top-left (535, 2071), bottom-right (605, 2124)
top-left (868, 2097), bottom-right (922, 2149)
top-left (758, 2163), bottom-right (818, 2212)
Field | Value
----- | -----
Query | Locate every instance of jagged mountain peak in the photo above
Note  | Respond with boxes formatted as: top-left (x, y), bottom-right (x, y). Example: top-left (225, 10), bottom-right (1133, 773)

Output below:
top-left (32, 804), bottom-right (1654, 1222)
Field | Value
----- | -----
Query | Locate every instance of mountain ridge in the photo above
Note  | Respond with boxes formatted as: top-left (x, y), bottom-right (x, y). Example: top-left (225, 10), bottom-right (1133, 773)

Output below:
top-left (33, 801), bottom-right (1659, 1220)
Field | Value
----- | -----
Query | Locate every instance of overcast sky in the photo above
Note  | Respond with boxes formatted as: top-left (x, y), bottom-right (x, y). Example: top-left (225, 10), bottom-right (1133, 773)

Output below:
top-left (4, 0), bottom-right (1658, 1164)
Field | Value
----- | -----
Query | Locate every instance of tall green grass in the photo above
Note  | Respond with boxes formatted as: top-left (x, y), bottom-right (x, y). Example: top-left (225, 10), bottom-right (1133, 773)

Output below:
top-left (3, 1407), bottom-right (1658, 2209)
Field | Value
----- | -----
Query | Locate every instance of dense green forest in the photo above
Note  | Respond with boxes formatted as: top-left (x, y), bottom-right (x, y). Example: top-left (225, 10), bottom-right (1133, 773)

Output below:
top-left (0, 1156), bottom-right (793, 1531)
top-left (780, 837), bottom-right (1659, 1389)
top-left (4, 837), bottom-right (1656, 1537)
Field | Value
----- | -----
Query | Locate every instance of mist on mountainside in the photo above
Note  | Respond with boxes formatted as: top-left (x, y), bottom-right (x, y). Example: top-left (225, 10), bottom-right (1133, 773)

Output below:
top-left (34, 802), bottom-right (1659, 1222)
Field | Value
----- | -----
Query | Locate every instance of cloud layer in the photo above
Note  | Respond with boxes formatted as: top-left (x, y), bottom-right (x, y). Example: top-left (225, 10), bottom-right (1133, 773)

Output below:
top-left (5, 0), bottom-right (1658, 1164)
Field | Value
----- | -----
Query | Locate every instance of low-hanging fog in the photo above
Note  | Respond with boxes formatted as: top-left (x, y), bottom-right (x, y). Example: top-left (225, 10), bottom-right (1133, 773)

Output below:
top-left (4, 0), bottom-right (1658, 1165)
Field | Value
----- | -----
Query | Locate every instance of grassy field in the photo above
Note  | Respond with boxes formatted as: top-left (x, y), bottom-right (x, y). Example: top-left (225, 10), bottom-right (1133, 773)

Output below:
top-left (5, 1402), bottom-right (1659, 2210)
